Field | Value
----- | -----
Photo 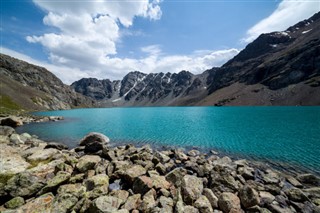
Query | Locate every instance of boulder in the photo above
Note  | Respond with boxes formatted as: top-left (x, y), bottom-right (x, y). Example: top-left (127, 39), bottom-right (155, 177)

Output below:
top-left (57, 183), bottom-right (86, 198)
top-left (194, 195), bottom-right (214, 213)
top-left (27, 148), bottom-right (60, 162)
top-left (76, 155), bottom-right (101, 172)
top-left (139, 189), bottom-right (156, 211)
top-left (123, 194), bottom-right (141, 211)
top-left (303, 187), bottom-right (320, 198)
top-left (89, 196), bottom-right (122, 213)
top-left (203, 188), bottom-right (218, 208)
top-left (51, 193), bottom-right (78, 213)
top-left (150, 174), bottom-right (171, 190)
top-left (218, 192), bottom-right (241, 213)
top-left (85, 174), bottom-right (109, 191)
top-left (184, 206), bottom-right (200, 213)
top-left (239, 185), bottom-right (260, 208)
top-left (286, 176), bottom-right (303, 188)
top-left (165, 167), bottom-right (187, 187)
top-left (9, 134), bottom-right (26, 144)
top-left (38, 171), bottom-right (71, 195)
top-left (0, 126), bottom-right (15, 136)
top-left (182, 175), bottom-right (204, 205)
top-left (79, 132), bottom-right (110, 146)
top-left (297, 173), bottom-right (319, 185)
top-left (120, 165), bottom-right (146, 184)
top-left (259, 191), bottom-right (275, 205)
top-left (159, 196), bottom-right (174, 211)
top-left (0, 144), bottom-right (30, 175)
top-left (5, 172), bottom-right (45, 197)
top-left (285, 188), bottom-right (309, 202)
top-left (0, 116), bottom-right (23, 127)
top-left (109, 190), bottom-right (129, 205)
top-left (4, 197), bottom-right (25, 209)
top-left (133, 176), bottom-right (153, 194)
top-left (16, 193), bottom-right (54, 212)
top-left (45, 142), bottom-right (68, 150)
top-left (0, 135), bottom-right (9, 143)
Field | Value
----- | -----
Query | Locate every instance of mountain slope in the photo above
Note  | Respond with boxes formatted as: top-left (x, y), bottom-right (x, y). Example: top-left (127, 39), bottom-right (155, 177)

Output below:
top-left (0, 54), bottom-right (94, 113)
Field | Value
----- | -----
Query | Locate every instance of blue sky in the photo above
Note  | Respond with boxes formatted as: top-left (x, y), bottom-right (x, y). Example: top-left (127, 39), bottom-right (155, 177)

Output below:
top-left (1, 0), bottom-right (319, 84)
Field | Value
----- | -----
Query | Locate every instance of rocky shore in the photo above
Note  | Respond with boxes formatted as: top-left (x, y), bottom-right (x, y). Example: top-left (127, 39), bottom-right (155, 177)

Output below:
top-left (1, 125), bottom-right (320, 213)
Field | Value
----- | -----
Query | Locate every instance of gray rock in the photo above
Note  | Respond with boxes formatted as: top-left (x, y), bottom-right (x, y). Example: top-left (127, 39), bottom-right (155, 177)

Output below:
top-left (4, 197), bottom-right (25, 209)
top-left (109, 190), bottom-right (129, 205)
top-left (79, 132), bottom-right (110, 146)
top-left (159, 196), bottom-right (174, 211)
top-left (182, 175), bottom-right (204, 205)
top-left (85, 174), bottom-right (109, 191)
top-left (303, 187), bottom-right (320, 199)
top-left (203, 188), bottom-right (218, 208)
top-left (194, 195), bottom-right (214, 213)
top-left (285, 188), bottom-right (309, 202)
top-left (185, 206), bottom-right (200, 213)
top-left (9, 133), bottom-right (25, 144)
top-left (297, 174), bottom-right (319, 185)
top-left (259, 191), bottom-right (275, 205)
top-left (218, 192), bottom-right (241, 213)
top-left (27, 148), bottom-right (60, 162)
top-left (239, 185), bottom-right (260, 208)
top-left (0, 125), bottom-right (15, 136)
top-left (133, 175), bottom-right (153, 194)
top-left (76, 155), bottom-right (101, 172)
top-left (38, 171), bottom-right (71, 195)
top-left (89, 196), bottom-right (122, 213)
top-left (123, 194), bottom-right (141, 211)
top-left (57, 183), bottom-right (86, 197)
top-left (5, 172), bottom-right (45, 197)
top-left (286, 176), bottom-right (303, 188)
top-left (119, 164), bottom-right (146, 184)
top-left (45, 142), bottom-right (68, 150)
top-left (51, 193), bottom-right (78, 213)
top-left (0, 116), bottom-right (23, 127)
top-left (15, 193), bottom-right (54, 212)
top-left (165, 167), bottom-right (187, 187)
top-left (0, 144), bottom-right (30, 175)
top-left (139, 189), bottom-right (156, 211)
top-left (0, 135), bottom-right (9, 143)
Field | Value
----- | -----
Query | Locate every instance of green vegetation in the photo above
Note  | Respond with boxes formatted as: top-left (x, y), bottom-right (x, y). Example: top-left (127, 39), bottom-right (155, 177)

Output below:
top-left (0, 95), bottom-right (22, 114)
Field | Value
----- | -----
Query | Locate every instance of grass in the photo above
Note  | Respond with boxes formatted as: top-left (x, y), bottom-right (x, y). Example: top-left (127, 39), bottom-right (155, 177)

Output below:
top-left (0, 95), bottom-right (23, 114)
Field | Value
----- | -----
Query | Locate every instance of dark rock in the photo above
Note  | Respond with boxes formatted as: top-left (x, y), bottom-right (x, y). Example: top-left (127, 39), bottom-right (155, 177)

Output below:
top-left (0, 117), bottom-right (23, 127)
top-left (79, 132), bottom-right (110, 146)
top-left (239, 185), bottom-right (260, 208)
top-left (297, 174), bottom-right (319, 185)
top-left (84, 141), bottom-right (104, 153)
top-left (45, 142), bottom-right (68, 150)
top-left (133, 176), bottom-right (153, 194)
top-left (285, 188), bottom-right (309, 202)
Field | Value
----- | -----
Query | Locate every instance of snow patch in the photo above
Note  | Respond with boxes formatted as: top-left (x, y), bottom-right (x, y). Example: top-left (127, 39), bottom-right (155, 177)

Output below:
top-left (270, 44), bottom-right (278, 48)
top-left (112, 98), bottom-right (122, 102)
top-left (302, 29), bottom-right (312, 34)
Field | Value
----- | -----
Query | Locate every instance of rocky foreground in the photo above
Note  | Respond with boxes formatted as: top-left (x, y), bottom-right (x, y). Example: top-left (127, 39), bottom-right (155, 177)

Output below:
top-left (0, 126), bottom-right (320, 213)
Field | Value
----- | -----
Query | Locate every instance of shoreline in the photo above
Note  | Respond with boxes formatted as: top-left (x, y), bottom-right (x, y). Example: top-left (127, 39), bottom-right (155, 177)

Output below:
top-left (1, 119), bottom-right (320, 212)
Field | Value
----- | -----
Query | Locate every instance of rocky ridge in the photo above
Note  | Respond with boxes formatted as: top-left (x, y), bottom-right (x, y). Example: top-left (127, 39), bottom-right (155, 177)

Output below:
top-left (0, 54), bottom-right (94, 113)
top-left (1, 125), bottom-right (320, 212)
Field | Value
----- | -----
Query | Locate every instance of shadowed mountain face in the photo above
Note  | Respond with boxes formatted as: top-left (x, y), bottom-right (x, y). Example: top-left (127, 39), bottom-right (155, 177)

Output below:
top-left (0, 54), bottom-right (94, 113)
top-left (72, 12), bottom-right (320, 106)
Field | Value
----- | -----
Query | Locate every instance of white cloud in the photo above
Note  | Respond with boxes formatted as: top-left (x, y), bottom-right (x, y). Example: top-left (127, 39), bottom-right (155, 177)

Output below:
top-left (243, 1), bottom-right (320, 43)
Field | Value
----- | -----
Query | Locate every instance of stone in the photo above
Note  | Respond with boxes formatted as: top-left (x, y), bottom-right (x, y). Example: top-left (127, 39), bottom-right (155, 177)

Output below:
top-left (154, 151), bottom-right (171, 163)
top-left (303, 187), bottom-right (320, 198)
top-left (0, 135), bottom-right (9, 143)
top-left (133, 176), bottom-right (153, 194)
top-left (9, 133), bottom-right (25, 144)
top-left (120, 164), bottom-right (146, 184)
top-left (38, 171), bottom-right (71, 194)
top-left (4, 197), bottom-right (25, 209)
top-left (76, 155), bottom-right (101, 172)
top-left (259, 191), bottom-right (275, 205)
top-left (51, 193), bottom-right (78, 213)
top-left (297, 173), bottom-right (319, 185)
top-left (150, 174), bottom-right (171, 190)
top-left (203, 188), bottom-right (218, 208)
top-left (16, 193), bottom-right (54, 212)
top-left (165, 167), bottom-right (187, 187)
top-left (109, 190), bottom-right (129, 205)
top-left (239, 185), bottom-right (260, 208)
top-left (0, 144), bottom-right (30, 175)
top-left (0, 116), bottom-right (23, 127)
top-left (0, 125), bottom-right (15, 136)
top-left (182, 175), bottom-right (204, 205)
top-left (195, 196), bottom-right (214, 213)
top-left (5, 172), bottom-right (45, 197)
top-left (85, 174), bottom-right (109, 191)
top-left (218, 192), bottom-right (241, 213)
top-left (285, 188), bottom-right (309, 202)
top-left (45, 142), bottom-right (68, 150)
top-left (123, 194), bottom-right (141, 211)
top-left (185, 206), bottom-right (200, 213)
top-left (286, 176), bottom-right (303, 188)
top-left (155, 163), bottom-right (167, 175)
top-left (79, 132), bottom-right (110, 146)
top-left (84, 141), bottom-right (104, 153)
top-left (89, 196), bottom-right (122, 213)
top-left (27, 148), bottom-right (60, 162)
top-left (188, 149), bottom-right (201, 157)
top-left (159, 196), bottom-right (174, 210)
top-left (57, 184), bottom-right (86, 198)
top-left (139, 189), bottom-right (156, 211)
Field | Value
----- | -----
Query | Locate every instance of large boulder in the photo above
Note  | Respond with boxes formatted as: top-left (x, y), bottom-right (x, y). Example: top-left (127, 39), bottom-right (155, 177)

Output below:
top-left (218, 192), bottom-right (241, 213)
top-left (165, 167), bottom-right (187, 187)
top-left (119, 165), bottom-right (146, 184)
top-left (38, 171), bottom-right (71, 195)
top-left (133, 176), bottom-right (153, 194)
top-left (239, 185), bottom-right (260, 208)
top-left (85, 174), bottom-right (109, 191)
top-left (76, 155), bottom-right (101, 172)
top-left (123, 194), bottom-right (141, 211)
top-left (194, 195), bottom-right (213, 213)
top-left (0, 126), bottom-right (15, 136)
top-left (0, 116), bottom-right (23, 127)
top-left (181, 175), bottom-right (204, 205)
top-left (27, 148), bottom-right (60, 162)
top-left (15, 193), bottom-right (54, 212)
top-left (203, 188), bottom-right (218, 208)
top-left (89, 196), bottom-right (122, 213)
top-left (79, 132), bottom-right (110, 146)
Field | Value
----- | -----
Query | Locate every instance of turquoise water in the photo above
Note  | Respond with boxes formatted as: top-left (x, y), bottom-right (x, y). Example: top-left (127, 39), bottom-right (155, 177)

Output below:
top-left (17, 107), bottom-right (320, 174)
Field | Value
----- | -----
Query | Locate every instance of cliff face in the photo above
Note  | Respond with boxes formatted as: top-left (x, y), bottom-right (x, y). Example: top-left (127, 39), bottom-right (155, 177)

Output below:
top-left (0, 54), bottom-right (94, 113)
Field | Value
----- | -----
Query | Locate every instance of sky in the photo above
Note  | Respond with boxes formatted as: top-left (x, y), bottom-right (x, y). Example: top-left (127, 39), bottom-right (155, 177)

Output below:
top-left (1, 0), bottom-right (319, 84)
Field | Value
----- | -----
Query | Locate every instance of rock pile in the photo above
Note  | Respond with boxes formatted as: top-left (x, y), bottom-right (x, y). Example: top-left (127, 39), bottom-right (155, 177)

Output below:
top-left (0, 127), bottom-right (319, 213)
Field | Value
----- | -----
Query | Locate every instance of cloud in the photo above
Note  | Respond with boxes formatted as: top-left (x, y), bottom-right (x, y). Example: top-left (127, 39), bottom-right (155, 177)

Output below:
top-left (242, 1), bottom-right (320, 43)
top-left (1, 46), bottom-right (239, 85)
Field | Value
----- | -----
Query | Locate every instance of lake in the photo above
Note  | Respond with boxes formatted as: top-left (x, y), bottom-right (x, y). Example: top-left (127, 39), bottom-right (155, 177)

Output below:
top-left (17, 106), bottom-right (320, 174)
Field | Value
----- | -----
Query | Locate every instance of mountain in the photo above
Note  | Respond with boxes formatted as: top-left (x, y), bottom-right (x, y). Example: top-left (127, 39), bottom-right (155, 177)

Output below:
top-left (72, 12), bottom-right (320, 106)
top-left (0, 54), bottom-right (94, 114)
top-left (71, 70), bottom-right (209, 106)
